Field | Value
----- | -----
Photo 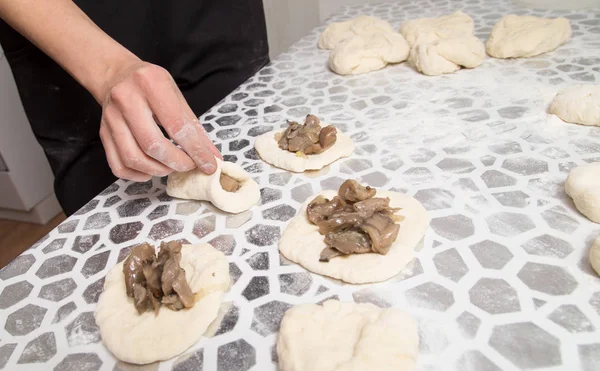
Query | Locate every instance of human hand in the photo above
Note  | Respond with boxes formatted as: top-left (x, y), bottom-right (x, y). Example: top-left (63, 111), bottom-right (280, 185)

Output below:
top-left (98, 60), bottom-right (222, 182)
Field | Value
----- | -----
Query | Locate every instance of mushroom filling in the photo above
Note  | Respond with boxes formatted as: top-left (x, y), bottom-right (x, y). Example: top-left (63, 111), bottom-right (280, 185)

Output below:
top-left (306, 180), bottom-right (401, 262)
top-left (278, 114), bottom-right (337, 155)
top-left (220, 173), bottom-right (241, 192)
top-left (123, 241), bottom-right (195, 315)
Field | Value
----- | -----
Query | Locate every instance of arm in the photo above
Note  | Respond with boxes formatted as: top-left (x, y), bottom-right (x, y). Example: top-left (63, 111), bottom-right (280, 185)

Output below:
top-left (0, 0), bottom-right (221, 180)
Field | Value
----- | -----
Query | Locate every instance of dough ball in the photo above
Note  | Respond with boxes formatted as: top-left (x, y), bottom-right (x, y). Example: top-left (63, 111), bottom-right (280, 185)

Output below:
top-left (565, 162), bottom-right (600, 223)
top-left (590, 236), bottom-right (600, 276)
top-left (279, 190), bottom-right (430, 284)
top-left (254, 127), bottom-right (354, 172)
top-left (486, 15), bottom-right (571, 58)
top-left (549, 85), bottom-right (600, 127)
top-left (95, 244), bottom-right (230, 364)
top-left (399, 11), bottom-right (474, 47)
top-left (277, 300), bottom-right (419, 371)
top-left (328, 33), bottom-right (410, 75)
top-left (166, 160), bottom-right (260, 214)
top-left (409, 35), bottom-right (485, 76)
top-left (318, 15), bottom-right (395, 50)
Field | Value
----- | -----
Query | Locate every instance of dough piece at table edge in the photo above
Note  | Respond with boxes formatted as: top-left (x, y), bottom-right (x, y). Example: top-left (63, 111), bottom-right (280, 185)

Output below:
top-left (485, 14), bottom-right (571, 59)
top-left (549, 85), bottom-right (600, 127)
top-left (279, 190), bottom-right (430, 284)
top-left (565, 162), bottom-right (600, 223)
top-left (318, 15), bottom-right (396, 50)
top-left (277, 299), bottom-right (419, 371)
top-left (409, 35), bottom-right (485, 76)
top-left (166, 159), bottom-right (260, 214)
top-left (590, 236), bottom-right (600, 276)
top-left (95, 243), bottom-right (230, 365)
top-left (255, 129), bottom-right (354, 172)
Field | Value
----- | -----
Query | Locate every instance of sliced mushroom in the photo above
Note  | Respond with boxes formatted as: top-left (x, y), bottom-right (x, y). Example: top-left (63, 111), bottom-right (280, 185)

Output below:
top-left (220, 173), bottom-right (240, 192)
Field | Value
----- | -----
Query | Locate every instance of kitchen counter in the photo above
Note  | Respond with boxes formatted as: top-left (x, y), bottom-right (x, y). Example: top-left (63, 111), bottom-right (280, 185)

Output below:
top-left (1, 0), bottom-right (600, 369)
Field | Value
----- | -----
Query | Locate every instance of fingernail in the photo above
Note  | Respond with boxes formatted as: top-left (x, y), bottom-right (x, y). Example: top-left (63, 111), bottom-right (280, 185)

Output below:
top-left (200, 163), bottom-right (216, 174)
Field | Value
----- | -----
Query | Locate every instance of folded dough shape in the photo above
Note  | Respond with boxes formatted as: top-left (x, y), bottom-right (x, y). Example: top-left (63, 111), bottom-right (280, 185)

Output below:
top-left (409, 35), bottom-right (485, 76)
top-left (95, 243), bottom-right (230, 364)
top-left (254, 127), bottom-right (354, 172)
top-left (166, 160), bottom-right (260, 214)
top-left (328, 33), bottom-right (410, 75)
top-left (318, 15), bottom-right (395, 50)
top-left (549, 84), bottom-right (600, 127)
top-left (486, 15), bottom-right (571, 58)
top-left (399, 11), bottom-right (474, 47)
top-left (279, 190), bottom-right (430, 284)
top-left (277, 300), bottom-right (419, 371)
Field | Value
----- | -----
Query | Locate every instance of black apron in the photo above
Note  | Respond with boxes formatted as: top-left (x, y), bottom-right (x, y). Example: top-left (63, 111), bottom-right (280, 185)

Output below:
top-left (0, 0), bottom-right (269, 215)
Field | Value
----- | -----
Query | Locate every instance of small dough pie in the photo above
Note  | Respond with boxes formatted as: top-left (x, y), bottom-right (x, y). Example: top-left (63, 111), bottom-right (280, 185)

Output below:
top-left (277, 300), bottom-right (419, 371)
top-left (95, 244), bottom-right (230, 364)
top-left (590, 236), bottom-right (600, 276)
top-left (279, 190), bottom-right (430, 284)
top-left (486, 15), bottom-right (571, 58)
top-left (549, 85), bottom-right (600, 127)
top-left (255, 127), bottom-right (354, 173)
top-left (565, 162), bottom-right (600, 223)
top-left (399, 11), bottom-right (474, 47)
top-left (408, 35), bottom-right (485, 76)
top-left (328, 32), bottom-right (410, 75)
top-left (166, 160), bottom-right (260, 214)
top-left (318, 15), bottom-right (395, 50)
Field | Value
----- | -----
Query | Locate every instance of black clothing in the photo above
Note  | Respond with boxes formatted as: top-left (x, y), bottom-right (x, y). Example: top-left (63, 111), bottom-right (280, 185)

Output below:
top-left (0, 0), bottom-right (269, 215)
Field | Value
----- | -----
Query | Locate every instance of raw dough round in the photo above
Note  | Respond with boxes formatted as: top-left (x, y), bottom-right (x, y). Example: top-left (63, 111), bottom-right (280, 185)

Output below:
top-left (255, 128), bottom-right (354, 172)
top-left (549, 85), bottom-right (600, 127)
top-left (590, 236), bottom-right (600, 276)
top-left (279, 190), bottom-right (430, 284)
top-left (166, 159), bottom-right (260, 214)
top-left (277, 300), bottom-right (419, 371)
top-left (409, 35), bottom-right (485, 76)
top-left (565, 162), bottom-right (600, 223)
top-left (95, 244), bottom-right (230, 364)
top-left (318, 15), bottom-right (395, 50)
top-left (328, 33), bottom-right (410, 75)
top-left (486, 15), bottom-right (571, 58)
top-left (399, 11), bottom-right (474, 47)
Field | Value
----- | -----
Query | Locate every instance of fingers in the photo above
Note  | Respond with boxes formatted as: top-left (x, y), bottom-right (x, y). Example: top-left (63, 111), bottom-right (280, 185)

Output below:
top-left (101, 105), bottom-right (174, 179)
top-left (134, 66), bottom-right (220, 174)
top-left (99, 124), bottom-right (152, 182)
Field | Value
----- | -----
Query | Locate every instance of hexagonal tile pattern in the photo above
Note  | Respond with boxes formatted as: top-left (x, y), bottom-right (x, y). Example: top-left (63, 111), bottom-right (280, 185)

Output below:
top-left (469, 278), bottom-right (521, 314)
top-left (431, 215), bottom-right (475, 241)
top-left (17, 332), bottom-right (56, 364)
top-left (489, 322), bottom-right (561, 368)
top-left (38, 278), bottom-right (77, 302)
top-left (518, 263), bottom-right (578, 296)
top-left (522, 235), bottom-right (573, 258)
top-left (0, 281), bottom-right (33, 309)
top-left (469, 240), bottom-right (513, 269)
top-left (5, 304), bottom-right (47, 336)
top-left (486, 212), bottom-right (535, 237)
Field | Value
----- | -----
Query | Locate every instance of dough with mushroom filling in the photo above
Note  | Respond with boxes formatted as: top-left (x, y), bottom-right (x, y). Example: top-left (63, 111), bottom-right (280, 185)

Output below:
top-left (277, 300), bottom-right (419, 371)
top-left (399, 11), bottom-right (474, 47)
top-left (486, 15), bottom-right (571, 58)
top-left (590, 236), bottom-right (600, 276)
top-left (565, 162), bottom-right (600, 223)
top-left (549, 85), bottom-right (600, 127)
top-left (318, 15), bottom-right (395, 50)
top-left (95, 243), bottom-right (230, 365)
top-left (279, 189), bottom-right (430, 284)
top-left (408, 35), bottom-right (485, 76)
top-left (166, 159), bottom-right (259, 213)
top-left (255, 125), bottom-right (354, 173)
top-left (328, 32), bottom-right (410, 75)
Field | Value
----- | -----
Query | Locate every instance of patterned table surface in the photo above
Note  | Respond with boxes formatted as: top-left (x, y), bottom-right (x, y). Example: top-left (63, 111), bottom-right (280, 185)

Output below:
top-left (2, 0), bottom-right (600, 370)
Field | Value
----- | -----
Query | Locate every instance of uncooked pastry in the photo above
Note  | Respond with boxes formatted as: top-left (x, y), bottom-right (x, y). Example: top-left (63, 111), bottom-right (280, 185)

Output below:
top-left (409, 35), bottom-right (485, 76)
top-left (166, 159), bottom-right (260, 214)
top-left (565, 162), bottom-right (600, 223)
top-left (486, 14), bottom-right (571, 58)
top-left (590, 236), bottom-right (600, 276)
top-left (279, 190), bottom-right (430, 284)
top-left (95, 243), bottom-right (230, 364)
top-left (318, 15), bottom-right (395, 50)
top-left (549, 85), bottom-right (600, 127)
top-left (328, 33), bottom-right (410, 75)
top-left (277, 300), bottom-right (419, 371)
top-left (399, 11), bottom-right (474, 47)
top-left (255, 127), bottom-right (354, 172)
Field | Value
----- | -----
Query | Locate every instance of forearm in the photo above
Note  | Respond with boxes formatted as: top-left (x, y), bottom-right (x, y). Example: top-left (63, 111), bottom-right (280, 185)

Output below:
top-left (0, 0), bottom-right (138, 101)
